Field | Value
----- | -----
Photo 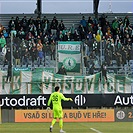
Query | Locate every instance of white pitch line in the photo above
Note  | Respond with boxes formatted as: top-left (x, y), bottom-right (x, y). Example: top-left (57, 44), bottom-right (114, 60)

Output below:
top-left (90, 128), bottom-right (103, 133)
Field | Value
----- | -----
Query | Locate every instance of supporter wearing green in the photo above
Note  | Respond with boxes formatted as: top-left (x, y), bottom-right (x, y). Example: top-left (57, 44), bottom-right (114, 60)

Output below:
top-left (0, 35), bottom-right (6, 51)
top-left (47, 86), bottom-right (73, 133)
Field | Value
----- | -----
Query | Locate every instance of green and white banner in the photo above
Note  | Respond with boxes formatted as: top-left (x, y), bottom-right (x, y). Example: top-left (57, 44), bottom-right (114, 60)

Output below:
top-left (58, 41), bottom-right (81, 53)
top-left (0, 69), bottom-right (132, 94)
top-left (58, 53), bottom-right (81, 72)
top-left (58, 41), bottom-right (81, 72)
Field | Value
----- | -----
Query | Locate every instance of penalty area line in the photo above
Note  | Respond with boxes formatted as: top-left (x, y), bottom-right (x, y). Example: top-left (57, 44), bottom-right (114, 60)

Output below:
top-left (90, 128), bottom-right (102, 133)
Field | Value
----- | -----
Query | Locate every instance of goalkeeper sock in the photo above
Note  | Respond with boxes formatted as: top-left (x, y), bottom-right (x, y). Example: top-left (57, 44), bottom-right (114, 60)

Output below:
top-left (51, 119), bottom-right (56, 127)
top-left (59, 119), bottom-right (63, 130)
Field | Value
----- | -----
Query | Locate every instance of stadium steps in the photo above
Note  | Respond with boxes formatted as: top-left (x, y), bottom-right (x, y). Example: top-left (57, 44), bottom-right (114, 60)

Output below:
top-left (0, 13), bottom-right (133, 29)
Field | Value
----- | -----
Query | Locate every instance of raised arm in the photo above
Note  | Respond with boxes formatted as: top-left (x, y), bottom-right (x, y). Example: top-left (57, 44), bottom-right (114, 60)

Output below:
top-left (61, 93), bottom-right (73, 101)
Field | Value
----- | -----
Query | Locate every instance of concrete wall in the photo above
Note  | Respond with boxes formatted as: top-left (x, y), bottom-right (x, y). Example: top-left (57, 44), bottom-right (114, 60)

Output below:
top-left (2, 109), bottom-right (15, 123)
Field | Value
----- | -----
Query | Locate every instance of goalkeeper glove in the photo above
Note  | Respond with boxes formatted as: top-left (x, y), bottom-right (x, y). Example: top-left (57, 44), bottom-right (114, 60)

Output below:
top-left (69, 98), bottom-right (73, 101)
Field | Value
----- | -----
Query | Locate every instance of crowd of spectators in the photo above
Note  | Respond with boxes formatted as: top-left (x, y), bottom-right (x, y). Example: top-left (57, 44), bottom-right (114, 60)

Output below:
top-left (80, 14), bottom-right (133, 74)
top-left (0, 14), bottom-right (132, 74)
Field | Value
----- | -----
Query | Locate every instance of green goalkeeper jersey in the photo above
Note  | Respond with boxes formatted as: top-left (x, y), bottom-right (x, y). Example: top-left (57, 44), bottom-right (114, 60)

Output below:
top-left (48, 92), bottom-right (70, 109)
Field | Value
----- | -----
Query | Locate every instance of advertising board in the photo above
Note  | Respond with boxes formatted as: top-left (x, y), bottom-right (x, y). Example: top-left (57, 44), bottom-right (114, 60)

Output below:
top-left (15, 109), bottom-right (114, 122)
top-left (115, 108), bottom-right (133, 122)
top-left (0, 94), bottom-right (133, 108)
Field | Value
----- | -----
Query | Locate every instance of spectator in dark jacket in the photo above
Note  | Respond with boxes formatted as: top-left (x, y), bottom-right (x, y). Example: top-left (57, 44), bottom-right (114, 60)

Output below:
top-left (57, 65), bottom-right (67, 75)
top-left (31, 43), bottom-right (37, 67)
top-left (58, 20), bottom-right (65, 32)
top-left (3, 48), bottom-right (11, 67)
top-left (14, 49), bottom-right (21, 66)
top-left (89, 63), bottom-right (95, 75)
top-left (100, 63), bottom-right (107, 82)
top-left (22, 48), bottom-right (30, 67)
top-left (6, 63), bottom-right (12, 83)
top-left (50, 16), bottom-right (58, 35)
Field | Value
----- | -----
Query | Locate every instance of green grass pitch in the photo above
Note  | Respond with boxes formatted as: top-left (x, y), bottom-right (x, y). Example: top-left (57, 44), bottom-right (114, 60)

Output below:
top-left (0, 122), bottom-right (133, 133)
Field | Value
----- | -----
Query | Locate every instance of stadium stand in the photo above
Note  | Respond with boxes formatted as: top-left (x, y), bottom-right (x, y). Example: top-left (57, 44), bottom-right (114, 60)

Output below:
top-left (0, 13), bottom-right (133, 76)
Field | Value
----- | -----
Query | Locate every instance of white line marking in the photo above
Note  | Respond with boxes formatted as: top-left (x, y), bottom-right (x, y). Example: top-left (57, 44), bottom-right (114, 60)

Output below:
top-left (90, 128), bottom-right (102, 133)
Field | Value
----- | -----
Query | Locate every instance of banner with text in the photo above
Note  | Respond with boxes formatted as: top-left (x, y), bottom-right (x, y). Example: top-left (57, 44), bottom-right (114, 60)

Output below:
top-left (15, 109), bottom-right (114, 122)
top-left (0, 69), bottom-right (132, 94)
top-left (1, 94), bottom-right (133, 108)
top-left (58, 41), bottom-right (81, 72)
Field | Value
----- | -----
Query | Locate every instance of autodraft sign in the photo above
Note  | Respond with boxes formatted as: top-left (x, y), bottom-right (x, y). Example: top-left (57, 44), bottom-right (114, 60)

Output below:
top-left (58, 41), bottom-right (81, 72)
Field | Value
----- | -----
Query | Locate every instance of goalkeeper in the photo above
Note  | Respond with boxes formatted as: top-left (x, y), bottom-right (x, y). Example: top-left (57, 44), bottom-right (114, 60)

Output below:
top-left (47, 86), bottom-right (73, 133)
